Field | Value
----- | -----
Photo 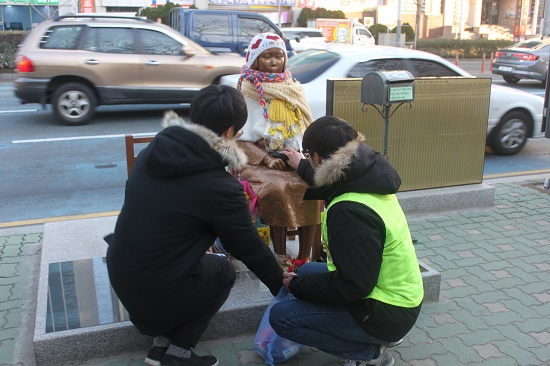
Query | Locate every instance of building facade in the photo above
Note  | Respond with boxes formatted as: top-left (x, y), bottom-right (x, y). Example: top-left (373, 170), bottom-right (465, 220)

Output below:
top-left (0, 0), bottom-right (543, 40)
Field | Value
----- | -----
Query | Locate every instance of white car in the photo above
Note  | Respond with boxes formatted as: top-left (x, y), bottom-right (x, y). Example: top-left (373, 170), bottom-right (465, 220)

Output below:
top-left (222, 46), bottom-right (543, 155)
top-left (282, 28), bottom-right (327, 53)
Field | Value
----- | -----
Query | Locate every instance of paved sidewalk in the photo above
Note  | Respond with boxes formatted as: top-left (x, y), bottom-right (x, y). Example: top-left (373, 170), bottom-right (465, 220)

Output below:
top-left (2, 177), bottom-right (550, 366)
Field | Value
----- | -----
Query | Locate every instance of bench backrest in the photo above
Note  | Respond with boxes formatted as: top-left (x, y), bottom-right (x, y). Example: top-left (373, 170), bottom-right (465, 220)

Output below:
top-left (124, 135), bottom-right (155, 176)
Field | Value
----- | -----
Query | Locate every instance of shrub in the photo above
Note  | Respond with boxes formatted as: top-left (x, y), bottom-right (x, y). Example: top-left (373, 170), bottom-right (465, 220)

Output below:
top-left (390, 23), bottom-right (415, 42)
top-left (297, 7), bottom-right (346, 27)
top-left (0, 31), bottom-right (27, 73)
top-left (297, 8), bottom-right (315, 27)
top-left (368, 24), bottom-right (388, 45)
top-left (415, 38), bottom-right (515, 58)
top-left (140, 3), bottom-right (180, 25)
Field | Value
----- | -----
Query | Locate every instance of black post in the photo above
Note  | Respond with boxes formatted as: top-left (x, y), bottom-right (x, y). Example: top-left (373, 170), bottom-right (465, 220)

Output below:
top-left (382, 104), bottom-right (391, 159)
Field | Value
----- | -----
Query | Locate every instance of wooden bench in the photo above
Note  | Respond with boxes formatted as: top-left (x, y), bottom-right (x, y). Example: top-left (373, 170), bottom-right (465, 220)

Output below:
top-left (124, 133), bottom-right (322, 260)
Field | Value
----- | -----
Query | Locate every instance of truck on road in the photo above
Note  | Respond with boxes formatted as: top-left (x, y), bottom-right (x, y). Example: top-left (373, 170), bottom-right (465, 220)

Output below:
top-left (306, 18), bottom-right (375, 46)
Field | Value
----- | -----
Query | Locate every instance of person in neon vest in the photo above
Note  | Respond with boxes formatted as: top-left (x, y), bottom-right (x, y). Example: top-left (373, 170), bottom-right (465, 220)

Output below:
top-left (272, 116), bottom-right (424, 366)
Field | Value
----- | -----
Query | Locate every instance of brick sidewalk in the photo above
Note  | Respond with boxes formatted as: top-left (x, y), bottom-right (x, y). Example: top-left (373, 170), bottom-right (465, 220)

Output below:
top-left (1, 178), bottom-right (550, 365)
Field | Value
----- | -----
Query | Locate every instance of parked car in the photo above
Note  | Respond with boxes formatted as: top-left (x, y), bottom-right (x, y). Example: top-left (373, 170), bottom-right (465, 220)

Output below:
top-left (282, 27), bottom-right (327, 52)
top-left (506, 38), bottom-right (545, 49)
top-left (14, 14), bottom-right (245, 126)
top-left (492, 38), bottom-right (550, 85)
top-left (169, 9), bottom-right (294, 57)
top-left (221, 46), bottom-right (543, 155)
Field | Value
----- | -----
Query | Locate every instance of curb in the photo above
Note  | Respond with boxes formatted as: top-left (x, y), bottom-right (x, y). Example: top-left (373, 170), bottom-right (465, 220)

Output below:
top-left (0, 73), bottom-right (17, 84)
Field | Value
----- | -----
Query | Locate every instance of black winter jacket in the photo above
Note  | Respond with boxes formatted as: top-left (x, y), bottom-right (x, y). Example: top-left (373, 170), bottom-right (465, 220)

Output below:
top-left (107, 113), bottom-right (283, 330)
top-left (289, 134), bottom-right (422, 342)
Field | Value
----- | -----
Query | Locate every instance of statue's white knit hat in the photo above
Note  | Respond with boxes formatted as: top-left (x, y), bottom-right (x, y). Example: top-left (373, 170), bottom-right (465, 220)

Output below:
top-left (245, 32), bottom-right (287, 68)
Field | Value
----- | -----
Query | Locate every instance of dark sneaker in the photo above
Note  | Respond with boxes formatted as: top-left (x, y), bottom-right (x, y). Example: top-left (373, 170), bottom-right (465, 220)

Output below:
top-left (161, 351), bottom-right (219, 366)
top-left (145, 346), bottom-right (168, 366)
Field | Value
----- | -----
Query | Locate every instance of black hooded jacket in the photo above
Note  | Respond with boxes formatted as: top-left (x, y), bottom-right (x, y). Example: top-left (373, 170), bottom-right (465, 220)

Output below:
top-left (289, 135), bottom-right (421, 342)
top-left (107, 113), bottom-right (283, 329)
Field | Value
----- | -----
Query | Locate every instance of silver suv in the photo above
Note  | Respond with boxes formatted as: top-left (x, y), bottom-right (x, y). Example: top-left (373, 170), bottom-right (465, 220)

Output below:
top-left (14, 15), bottom-right (245, 125)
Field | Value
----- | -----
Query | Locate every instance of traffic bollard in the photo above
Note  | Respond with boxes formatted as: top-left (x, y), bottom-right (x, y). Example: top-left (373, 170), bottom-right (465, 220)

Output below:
top-left (481, 53), bottom-right (485, 73)
top-left (490, 52), bottom-right (494, 72)
top-left (455, 53), bottom-right (459, 66)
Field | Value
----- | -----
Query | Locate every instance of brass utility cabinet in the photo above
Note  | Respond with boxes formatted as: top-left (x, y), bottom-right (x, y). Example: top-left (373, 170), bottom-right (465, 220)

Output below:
top-left (327, 77), bottom-right (491, 191)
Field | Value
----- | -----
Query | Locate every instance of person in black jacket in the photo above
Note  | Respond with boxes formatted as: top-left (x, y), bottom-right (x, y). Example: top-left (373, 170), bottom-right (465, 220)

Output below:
top-left (271, 116), bottom-right (424, 366)
top-left (106, 85), bottom-right (283, 366)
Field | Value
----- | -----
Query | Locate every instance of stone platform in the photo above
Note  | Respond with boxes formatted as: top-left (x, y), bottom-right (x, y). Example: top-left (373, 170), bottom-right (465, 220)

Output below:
top-left (33, 183), bottom-right (492, 365)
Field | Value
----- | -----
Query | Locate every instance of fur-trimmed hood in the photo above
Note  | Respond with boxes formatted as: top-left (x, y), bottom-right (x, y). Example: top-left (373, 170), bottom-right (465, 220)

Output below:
top-left (143, 111), bottom-right (248, 178)
top-left (307, 133), bottom-right (401, 199)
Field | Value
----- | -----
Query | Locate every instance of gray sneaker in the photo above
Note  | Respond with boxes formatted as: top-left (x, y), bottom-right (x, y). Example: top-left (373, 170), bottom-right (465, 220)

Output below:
top-left (384, 338), bottom-right (403, 349)
top-left (343, 346), bottom-right (394, 366)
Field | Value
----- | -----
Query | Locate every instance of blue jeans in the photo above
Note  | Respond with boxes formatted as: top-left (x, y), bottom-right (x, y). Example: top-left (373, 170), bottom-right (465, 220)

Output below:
top-left (269, 262), bottom-right (384, 361)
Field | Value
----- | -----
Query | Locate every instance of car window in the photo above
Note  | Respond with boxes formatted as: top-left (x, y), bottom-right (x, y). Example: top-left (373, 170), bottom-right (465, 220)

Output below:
top-left (511, 40), bottom-right (542, 48)
top-left (138, 29), bottom-right (182, 55)
top-left (40, 26), bottom-right (83, 49)
top-left (82, 27), bottom-right (134, 53)
top-left (301, 31), bottom-right (323, 38)
top-left (408, 59), bottom-right (460, 77)
top-left (357, 28), bottom-right (370, 36)
top-left (287, 49), bottom-right (340, 83)
top-left (533, 43), bottom-right (550, 51)
top-left (194, 14), bottom-right (230, 35)
top-left (285, 30), bottom-right (322, 39)
top-left (348, 59), bottom-right (407, 78)
top-left (284, 31), bottom-right (299, 38)
top-left (239, 18), bottom-right (277, 36)
top-left (347, 58), bottom-right (460, 78)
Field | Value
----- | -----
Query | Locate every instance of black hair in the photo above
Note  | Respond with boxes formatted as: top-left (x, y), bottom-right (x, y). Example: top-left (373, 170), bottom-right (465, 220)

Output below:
top-left (189, 85), bottom-right (248, 136)
top-left (302, 116), bottom-right (358, 159)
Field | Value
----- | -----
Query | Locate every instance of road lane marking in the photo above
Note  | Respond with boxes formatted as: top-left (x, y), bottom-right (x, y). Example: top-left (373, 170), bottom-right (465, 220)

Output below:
top-left (0, 211), bottom-right (121, 228)
top-left (12, 132), bottom-right (157, 144)
top-left (0, 109), bottom-right (39, 114)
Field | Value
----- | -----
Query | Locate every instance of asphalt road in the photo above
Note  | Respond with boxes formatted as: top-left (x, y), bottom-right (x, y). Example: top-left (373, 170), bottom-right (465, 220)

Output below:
top-left (1, 66), bottom-right (549, 226)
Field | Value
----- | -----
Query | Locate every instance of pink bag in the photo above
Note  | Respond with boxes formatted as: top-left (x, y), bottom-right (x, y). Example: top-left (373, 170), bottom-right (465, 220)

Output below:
top-left (240, 180), bottom-right (258, 215)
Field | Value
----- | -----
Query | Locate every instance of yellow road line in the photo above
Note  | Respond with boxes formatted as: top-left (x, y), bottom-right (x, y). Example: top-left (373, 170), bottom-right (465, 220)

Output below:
top-left (2, 168), bottom-right (550, 229)
top-left (483, 169), bottom-right (550, 179)
top-left (0, 211), bottom-right (120, 229)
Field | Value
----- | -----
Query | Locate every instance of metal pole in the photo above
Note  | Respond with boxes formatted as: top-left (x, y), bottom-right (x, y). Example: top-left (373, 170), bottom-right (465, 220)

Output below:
top-left (543, 0), bottom-right (550, 36)
top-left (533, 0), bottom-right (540, 35)
top-left (459, 0), bottom-right (466, 39)
top-left (383, 105), bottom-right (391, 158)
top-left (414, 0), bottom-right (421, 49)
top-left (396, 0), bottom-right (402, 46)
top-left (277, 0), bottom-right (281, 28)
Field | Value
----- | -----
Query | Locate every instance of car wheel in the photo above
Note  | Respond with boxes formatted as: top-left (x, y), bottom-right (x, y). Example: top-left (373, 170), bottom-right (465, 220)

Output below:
top-left (503, 75), bottom-right (521, 84)
top-left (52, 83), bottom-right (96, 126)
top-left (490, 111), bottom-right (530, 155)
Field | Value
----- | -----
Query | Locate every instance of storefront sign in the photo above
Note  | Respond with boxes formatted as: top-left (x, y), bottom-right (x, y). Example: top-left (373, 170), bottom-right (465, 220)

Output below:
top-left (208, 0), bottom-right (295, 6)
top-left (0, 0), bottom-right (60, 3)
top-left (81, 0), bottom-right (95, 13)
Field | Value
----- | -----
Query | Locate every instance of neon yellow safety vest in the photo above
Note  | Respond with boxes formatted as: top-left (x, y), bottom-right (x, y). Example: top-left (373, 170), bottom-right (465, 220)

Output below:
top-left (323, 192), bottom-right (424, 308)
